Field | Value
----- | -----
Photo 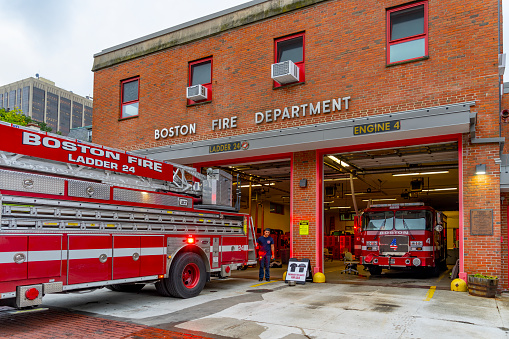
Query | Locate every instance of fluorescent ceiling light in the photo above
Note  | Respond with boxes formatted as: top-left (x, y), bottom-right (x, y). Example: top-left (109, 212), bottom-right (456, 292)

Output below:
top-left (329, 206), bottom-right (351, 209)
top-left (328, 155), bottom-right (350, 167)
top-left (345, 192), bottom-right (368, 195)
top-left (361, 198), bottom-right (397, 202)
top-left (422, 187), bottom-right (457, 192)
top-left (240, 183), bottom-right (276, 188)
top-left (324, 201), bottom-right (334, 204)
top-left (392, 171), bottom-right (449, 177)
top-left (324, 177), bottom-right (357, 181)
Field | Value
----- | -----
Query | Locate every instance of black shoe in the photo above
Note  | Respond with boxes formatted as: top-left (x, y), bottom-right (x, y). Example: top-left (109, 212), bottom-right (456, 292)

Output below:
top-left (259, 278), bottom-right (263, 281)
top-left (266, 278), bottom-right (270, 281)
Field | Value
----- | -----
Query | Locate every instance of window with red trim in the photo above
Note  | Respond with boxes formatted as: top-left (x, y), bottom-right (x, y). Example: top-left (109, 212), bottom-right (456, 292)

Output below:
top-left (274, 33), bottom-right (305, 87)
top-left (188, 57), bottom-right (212, 104)
top-left (387, 1), bottom-right (428, 64)
top-left (120, 77), bottom-right (139, 118)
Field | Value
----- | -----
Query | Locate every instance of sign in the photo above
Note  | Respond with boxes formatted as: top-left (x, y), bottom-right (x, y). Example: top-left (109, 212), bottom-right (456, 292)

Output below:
top-left (470, 209), bottom-right (493, 235)
top-left (299, 220), bottom-right (309, 235)
top-left (286, 258), bottom-right (311, 284)
top-left (209, 141), bottom-right (242, 153)
top-left (0, 123), bottom-right (173, 181)
top-left (353, 120), bottom-right (400, 135)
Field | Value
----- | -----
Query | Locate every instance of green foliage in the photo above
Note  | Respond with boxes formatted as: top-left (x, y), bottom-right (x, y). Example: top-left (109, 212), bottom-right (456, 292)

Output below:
top-left (472, 273), bottom-right (498, 280)
top-left (0, 108), bottom-right (52, 132)
top-left (0, 108), bottom-right (30, 125)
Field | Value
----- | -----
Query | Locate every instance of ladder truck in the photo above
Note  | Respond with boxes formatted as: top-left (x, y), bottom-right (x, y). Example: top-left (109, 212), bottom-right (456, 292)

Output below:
top-left (0, 121), bottom-right (257, 308)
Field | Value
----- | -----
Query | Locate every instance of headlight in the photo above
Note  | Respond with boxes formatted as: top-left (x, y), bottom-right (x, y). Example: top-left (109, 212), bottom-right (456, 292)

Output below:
top-left (412, 258), bottom-right (421, 266)
top-left (366, 241), bottom-right (378, 246)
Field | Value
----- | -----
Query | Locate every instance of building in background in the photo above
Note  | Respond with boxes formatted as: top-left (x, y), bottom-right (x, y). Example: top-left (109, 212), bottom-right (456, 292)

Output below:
top-left (0, 75), bottom-right (93, 135)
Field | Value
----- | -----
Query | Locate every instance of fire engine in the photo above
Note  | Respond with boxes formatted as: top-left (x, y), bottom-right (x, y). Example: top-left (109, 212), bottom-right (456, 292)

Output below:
top-left (0, 122), bottom-right (257, 308)
top-left (356, 203), bottom-right (447, 276)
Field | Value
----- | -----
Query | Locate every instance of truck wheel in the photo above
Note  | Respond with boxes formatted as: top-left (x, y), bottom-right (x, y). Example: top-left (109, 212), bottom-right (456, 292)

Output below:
top-left (106, 283), bottom-right (145, 292)
top-left (165, 252), bottom-right (206, 298)
top-left (155, 280), bottom-right (172, 297)
top-left (368, 265), bottom-right (382, 276)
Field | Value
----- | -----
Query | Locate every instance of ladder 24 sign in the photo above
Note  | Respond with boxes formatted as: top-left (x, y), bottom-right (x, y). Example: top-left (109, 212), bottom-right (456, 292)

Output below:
top-left (0, 123), bottom-right (173, 181)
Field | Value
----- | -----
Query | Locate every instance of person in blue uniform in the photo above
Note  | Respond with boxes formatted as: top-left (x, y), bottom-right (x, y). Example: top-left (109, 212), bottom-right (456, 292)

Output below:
top-left (257, 229), bottom-right (275, 281)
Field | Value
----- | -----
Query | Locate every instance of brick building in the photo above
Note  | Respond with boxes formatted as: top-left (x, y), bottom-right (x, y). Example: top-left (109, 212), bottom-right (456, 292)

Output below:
top-left (92, 0), bottom-right (507, 289)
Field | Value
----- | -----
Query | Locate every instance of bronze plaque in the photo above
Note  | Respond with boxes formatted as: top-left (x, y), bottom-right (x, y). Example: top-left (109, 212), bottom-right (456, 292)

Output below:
top-left (470, 209), bottom-right (493, 236)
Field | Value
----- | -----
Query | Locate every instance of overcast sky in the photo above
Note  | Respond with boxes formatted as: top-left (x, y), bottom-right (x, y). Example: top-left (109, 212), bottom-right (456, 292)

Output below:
top-left (1, 0), bottom-right (508, 98)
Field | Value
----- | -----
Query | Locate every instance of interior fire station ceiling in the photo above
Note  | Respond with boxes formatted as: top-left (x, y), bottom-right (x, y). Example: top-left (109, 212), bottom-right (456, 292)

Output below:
top-left (215, 142), bottom-right (459, 212)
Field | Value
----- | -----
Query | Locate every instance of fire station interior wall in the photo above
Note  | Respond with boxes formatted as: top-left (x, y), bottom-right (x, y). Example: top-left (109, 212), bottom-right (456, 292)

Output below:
top-left (239, 200), bottom-right (291, 234)
top-left (444, 211), bottom-right (459, 249)
top-left (324, 210), bottom-right (354, 235)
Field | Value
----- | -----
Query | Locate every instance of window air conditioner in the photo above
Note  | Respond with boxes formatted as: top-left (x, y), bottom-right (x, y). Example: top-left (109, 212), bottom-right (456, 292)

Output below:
top-left (271, 60), bottom-right (300, 85)
top-left (186, 84), bottom-right (208, 101)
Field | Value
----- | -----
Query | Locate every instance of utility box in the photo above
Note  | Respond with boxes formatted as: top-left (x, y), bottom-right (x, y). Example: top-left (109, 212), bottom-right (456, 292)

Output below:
top-left (202, 168), bottom-right (232, 207)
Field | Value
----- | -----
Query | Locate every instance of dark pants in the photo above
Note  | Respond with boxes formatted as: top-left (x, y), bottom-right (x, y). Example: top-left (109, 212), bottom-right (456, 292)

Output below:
top-left (259, 255), bottom-right (270, 280)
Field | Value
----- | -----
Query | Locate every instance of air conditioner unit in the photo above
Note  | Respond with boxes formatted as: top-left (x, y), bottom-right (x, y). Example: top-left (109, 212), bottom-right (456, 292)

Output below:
top-left (186, 84), bottom-right (208, 101)
top-left (271, 60), bottom-right (300, 85)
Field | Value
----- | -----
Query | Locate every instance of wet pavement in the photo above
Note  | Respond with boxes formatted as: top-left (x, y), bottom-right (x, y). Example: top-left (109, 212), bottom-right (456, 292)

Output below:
top-left (1, 262), bottom-right (508, 339)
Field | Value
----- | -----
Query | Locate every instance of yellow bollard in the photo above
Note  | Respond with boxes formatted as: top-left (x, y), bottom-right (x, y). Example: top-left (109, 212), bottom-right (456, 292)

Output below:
top-left (283, 271), bottom-right (287, 281)
top-left (313, 272), bottom-right (326, 283)
top-left (451, 278), bottom-right (467, 292)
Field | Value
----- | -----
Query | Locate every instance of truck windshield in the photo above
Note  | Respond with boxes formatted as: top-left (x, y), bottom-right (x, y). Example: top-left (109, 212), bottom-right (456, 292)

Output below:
top-left (362, 211), bottom-right (394, 231)
top-left (394, 210), bottom-right (432, 231)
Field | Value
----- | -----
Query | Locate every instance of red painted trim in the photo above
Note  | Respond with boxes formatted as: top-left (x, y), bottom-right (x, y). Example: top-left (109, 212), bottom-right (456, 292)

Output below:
top-left (188, 57), bottom-right (213, 104)
top-left (120, 77), bottom-right (140, 119)
top-left (386, 1), bottom-right (428, 65)
top-left (316, 134), bottom-right (459, 157)
top-left (192, 152), bottom-right (292, 169)
top-left (458, 135), bottom-right (466, 280)
top-left (274, 32), bottom-right (305, 88)
top-left (315, 151), bottom-right (324, 273)
top-left (290, 153), bottom-right (294, 258)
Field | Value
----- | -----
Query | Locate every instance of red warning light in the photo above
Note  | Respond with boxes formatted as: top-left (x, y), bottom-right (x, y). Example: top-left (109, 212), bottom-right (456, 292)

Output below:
top-left (25, 288), bottom-right (39, 300)
top-left (187, 237), bottom-right (195, 244)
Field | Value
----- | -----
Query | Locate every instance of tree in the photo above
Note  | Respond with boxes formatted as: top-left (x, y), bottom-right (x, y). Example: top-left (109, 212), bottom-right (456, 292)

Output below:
top-left (0, 108), bottom-right (52, 132)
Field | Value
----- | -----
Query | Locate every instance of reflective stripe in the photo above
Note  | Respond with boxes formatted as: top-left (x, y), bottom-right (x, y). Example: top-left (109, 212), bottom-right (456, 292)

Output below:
top-left (68, 249), bottom-right (113, 260)
top-left (28, 250), bottom-right (63, 262)
top-left (113, 248), bottom-right (139, 257)
top-left (140, 247), bottom-right (166, 256)
top-left (0, 251), bottom-right (28, 264)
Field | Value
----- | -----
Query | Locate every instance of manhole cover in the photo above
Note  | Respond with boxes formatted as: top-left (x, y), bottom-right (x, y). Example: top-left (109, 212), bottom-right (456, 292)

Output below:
top-left (246, 289), bottom-right (273, 293)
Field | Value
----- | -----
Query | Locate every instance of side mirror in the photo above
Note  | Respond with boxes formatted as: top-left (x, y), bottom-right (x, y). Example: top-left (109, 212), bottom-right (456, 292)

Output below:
top-left (435, 225), bottom-right (443, 232)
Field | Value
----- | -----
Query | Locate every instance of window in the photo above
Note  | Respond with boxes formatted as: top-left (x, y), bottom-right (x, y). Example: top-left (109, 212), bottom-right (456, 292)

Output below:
top-left (188, 57), bottom-right (212, 104)
top-left (387, 1), bottom-right (427, 64)
top-left (274, 33), bottom-right (305, 87)
top-left (270, 202), bottom-right (284, 215)
top-left (121, 77), bottom-right (139, 118)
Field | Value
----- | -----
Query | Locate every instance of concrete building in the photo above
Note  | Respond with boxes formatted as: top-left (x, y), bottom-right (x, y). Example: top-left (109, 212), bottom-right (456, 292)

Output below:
top-left (91, 0), bottom-right (507, 290)
top-left (0, 76), bottom-right (93, 135)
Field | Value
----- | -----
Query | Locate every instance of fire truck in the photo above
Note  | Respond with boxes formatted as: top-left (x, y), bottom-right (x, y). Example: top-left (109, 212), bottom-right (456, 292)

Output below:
top-left (0, 122), bottom-right (257, 308)
top-left (357, 203), bottom-right (447, 276)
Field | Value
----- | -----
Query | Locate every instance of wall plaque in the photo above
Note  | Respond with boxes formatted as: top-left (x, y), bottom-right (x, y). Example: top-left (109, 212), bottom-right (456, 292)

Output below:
top-left (470, 209), bottom-right (493, 236)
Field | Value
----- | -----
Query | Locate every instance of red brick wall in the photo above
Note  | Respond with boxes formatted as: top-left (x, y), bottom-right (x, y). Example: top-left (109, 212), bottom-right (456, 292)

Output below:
top-left (501, 192), bottom-right (508, 290)
top-left (291, 151), bottom-right (318, 268)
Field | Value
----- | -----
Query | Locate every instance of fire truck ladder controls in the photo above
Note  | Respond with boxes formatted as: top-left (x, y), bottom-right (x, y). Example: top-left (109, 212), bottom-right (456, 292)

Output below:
top-left (0, 121), bottom-right (257, 308)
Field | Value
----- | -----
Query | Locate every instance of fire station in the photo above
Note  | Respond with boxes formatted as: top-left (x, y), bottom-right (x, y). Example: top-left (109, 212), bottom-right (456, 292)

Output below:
top-left (91, 0), bottom-right (508, 290)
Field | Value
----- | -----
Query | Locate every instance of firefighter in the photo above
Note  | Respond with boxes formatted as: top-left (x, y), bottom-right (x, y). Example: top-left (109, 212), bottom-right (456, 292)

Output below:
top-left (257, 229), bottom-right (275, 281)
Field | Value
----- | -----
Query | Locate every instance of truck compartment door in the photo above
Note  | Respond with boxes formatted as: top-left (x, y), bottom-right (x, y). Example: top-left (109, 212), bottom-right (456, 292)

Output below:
top-left (113, 235), bottom-right (141, 280)
top-left (28, 235), bottom-right (62, 279)
top-left (68, 235), bottom-right (112, 285)
top-left (0, 236), bottom-right (27, 282)
top-left (140, 235), bottom-right (165, 276)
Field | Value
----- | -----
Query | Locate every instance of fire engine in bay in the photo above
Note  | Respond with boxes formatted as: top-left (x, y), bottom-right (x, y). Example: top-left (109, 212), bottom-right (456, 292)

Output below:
top-left (356, 203), bottom-right (447, 276)
top-left (0, 121), bottom-right (257, 308)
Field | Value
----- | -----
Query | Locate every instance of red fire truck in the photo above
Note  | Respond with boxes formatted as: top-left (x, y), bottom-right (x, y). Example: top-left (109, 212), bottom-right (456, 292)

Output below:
top-left (357, 203), bottom-right (447, 276)
top-left (0, 122), bottom-right (257, 308)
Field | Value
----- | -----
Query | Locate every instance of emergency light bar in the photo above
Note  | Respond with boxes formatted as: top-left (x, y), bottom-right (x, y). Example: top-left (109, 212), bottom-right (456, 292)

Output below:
top-left (370, 202), bottom-right (424, 208)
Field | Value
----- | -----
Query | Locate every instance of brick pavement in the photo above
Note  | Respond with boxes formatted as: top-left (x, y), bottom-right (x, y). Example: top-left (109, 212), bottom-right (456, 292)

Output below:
top-left (0, 308), bottom-right (213, 339)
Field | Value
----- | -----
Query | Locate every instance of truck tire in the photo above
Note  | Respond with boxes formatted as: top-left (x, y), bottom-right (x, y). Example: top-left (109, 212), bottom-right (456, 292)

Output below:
top-left (155, 280), bottom-right (172, 297)
top-left (106, 283), bottom-right (145, 292)
top-left (165, 252), bottom-right (206, 298)
top-left (368, 265), bottom-right (382, 276)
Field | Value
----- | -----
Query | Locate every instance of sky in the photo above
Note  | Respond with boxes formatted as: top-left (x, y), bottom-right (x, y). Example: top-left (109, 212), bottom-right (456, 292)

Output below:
top-left (0, 0), bottom-right (508, 99)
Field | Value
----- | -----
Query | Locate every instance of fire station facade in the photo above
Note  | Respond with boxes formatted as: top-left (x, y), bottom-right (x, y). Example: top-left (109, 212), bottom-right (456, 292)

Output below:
top-left (92, 0), bottom-right (507, 289)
